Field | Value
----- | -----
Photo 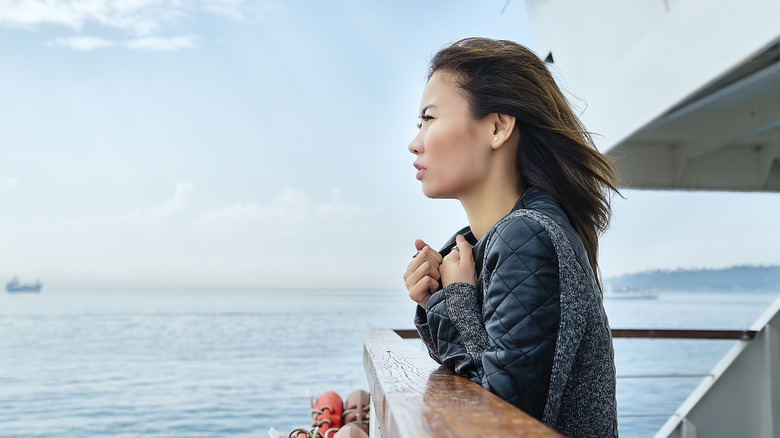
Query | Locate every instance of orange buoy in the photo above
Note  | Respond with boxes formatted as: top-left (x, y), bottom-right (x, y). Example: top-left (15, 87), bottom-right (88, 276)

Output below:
top-left (278, 389), bottom-right (368, 438)
top-left (311, 391), bottom-right (343, 438)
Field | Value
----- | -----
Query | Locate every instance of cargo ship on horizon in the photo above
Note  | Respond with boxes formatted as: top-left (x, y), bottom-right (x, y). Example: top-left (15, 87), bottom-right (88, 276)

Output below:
top-left (6, 277), bottom-right (42, 293)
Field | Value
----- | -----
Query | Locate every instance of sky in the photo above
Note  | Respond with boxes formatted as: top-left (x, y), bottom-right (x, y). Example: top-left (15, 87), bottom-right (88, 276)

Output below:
top-left (1, 0), bottom-right (778, 289)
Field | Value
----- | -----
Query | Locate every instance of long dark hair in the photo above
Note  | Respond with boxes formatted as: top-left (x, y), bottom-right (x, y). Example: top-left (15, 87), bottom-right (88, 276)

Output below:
top-left (429, 37), bottom-right (620, 291)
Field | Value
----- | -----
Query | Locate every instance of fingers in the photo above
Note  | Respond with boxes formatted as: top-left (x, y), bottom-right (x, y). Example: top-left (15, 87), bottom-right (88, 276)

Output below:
top-left (404, 239), bottom-right (444, 308)
top-left (404, 256), bottom-right (441, 286)
top-left (406, 276), bottom-right (438, 308)
top-left (404, 259), bottom-right (439, 306)
top-left (442, 235), bottom-right (471, 262)
top-left (440, 235), bottom-right (476, 287)
top-left (418, 242), bottom-right (443, 263)
top-left (443, 247), bottom-right (460, 263)
top-left (411, 243), bottom-right (443, 269)
top-left (455, 235), bottom-right (474, 262)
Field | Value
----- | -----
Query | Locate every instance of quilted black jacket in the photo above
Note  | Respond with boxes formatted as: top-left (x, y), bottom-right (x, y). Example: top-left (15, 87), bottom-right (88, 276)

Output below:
top-left (415, 188), bottom-right (618, 437)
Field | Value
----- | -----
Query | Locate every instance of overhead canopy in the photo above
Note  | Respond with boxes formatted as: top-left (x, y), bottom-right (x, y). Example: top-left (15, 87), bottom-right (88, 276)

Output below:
top-left (525, 0), bottom-right (780, 192)
top-left (611, 43), bottom-right (780, 192)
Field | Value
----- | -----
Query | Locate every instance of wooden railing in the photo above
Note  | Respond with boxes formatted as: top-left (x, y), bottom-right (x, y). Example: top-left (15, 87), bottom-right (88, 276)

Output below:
top-left (394, 328), bottom-right (757, 341)
top-left (363, 328), bottom-right (561, 438)
top-left (610, 329), bottom-right (756, 340)
top-left (364, 327), bottom-right (757, 437)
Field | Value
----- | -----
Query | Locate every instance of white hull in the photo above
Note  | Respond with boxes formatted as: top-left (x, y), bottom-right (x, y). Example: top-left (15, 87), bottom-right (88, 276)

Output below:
top-left (656, 294), bottom-right (780, 437)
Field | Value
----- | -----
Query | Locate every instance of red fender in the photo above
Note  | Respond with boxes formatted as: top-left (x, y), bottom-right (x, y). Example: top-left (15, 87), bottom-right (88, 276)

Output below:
top-left (312, 391), bottom-right (343, 437)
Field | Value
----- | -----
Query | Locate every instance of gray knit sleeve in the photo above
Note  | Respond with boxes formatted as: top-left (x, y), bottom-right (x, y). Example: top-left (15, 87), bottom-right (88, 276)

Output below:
top-left (442, 282), bottom-right (491, 380)
top-left (415, 283), bottom-right (487, 382)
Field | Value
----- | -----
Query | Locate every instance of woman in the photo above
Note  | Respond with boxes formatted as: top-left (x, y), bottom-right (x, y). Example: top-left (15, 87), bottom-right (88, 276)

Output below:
top-left (403, 38), bottom-right (619, 437)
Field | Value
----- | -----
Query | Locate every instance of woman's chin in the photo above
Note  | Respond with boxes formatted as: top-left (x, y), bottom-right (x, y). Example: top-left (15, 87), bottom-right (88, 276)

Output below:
top-left (421, 187), bottom-right (450, 199)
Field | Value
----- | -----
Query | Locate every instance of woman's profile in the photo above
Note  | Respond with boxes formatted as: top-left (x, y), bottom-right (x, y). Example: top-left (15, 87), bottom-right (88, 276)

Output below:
top-left (403, 37), bottom-right (619, 437)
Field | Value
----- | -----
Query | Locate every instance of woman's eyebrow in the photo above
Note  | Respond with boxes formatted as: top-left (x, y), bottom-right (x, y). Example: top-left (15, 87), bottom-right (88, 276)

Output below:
top-left (420, 104), bottom-right (436, 116)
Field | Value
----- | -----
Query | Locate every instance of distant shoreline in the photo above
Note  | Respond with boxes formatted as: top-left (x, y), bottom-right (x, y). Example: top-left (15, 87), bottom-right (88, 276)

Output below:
top-left (607, 265), bottom-right (780, 291)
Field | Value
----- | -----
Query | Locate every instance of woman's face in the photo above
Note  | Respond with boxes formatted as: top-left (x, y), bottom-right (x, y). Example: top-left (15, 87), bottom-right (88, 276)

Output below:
top-left (408, 71), bottom-right (495, 200)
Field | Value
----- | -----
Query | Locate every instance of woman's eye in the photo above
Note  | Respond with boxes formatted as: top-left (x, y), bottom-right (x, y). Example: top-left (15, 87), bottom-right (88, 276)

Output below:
top-left (417, 115), bottom-right (432, 129)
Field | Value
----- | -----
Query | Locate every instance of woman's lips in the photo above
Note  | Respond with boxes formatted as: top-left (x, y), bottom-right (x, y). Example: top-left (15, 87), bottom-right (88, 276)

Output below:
top-left (414, 163), bottom-right (425, 180)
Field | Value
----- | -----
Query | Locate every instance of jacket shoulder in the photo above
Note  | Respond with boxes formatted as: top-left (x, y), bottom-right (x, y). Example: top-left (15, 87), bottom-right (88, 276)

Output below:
top-left (481, 211), bottom-right (560, 312)
top-left (487, 211), bottom-right (557, 262)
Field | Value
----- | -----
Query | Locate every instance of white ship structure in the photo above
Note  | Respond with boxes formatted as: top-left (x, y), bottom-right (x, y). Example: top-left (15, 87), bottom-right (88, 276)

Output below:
top-left (524, 0), bottom-right (780, 436)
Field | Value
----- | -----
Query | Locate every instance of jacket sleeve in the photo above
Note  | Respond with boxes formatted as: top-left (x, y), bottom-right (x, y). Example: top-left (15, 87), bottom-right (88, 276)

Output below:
top-left (421, 216), bottom-right (561, 420)
top-left (414, 305), bottom-right (442, 364)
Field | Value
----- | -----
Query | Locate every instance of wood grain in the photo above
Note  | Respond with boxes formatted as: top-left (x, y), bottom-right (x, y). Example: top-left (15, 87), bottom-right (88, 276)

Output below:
top-left (363, 328), bottom-right (561, 437)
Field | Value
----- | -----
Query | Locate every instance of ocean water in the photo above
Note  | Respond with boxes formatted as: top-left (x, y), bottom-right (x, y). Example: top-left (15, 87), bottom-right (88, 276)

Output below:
top-left (0, 288), bottom-right (777, 437)
top-left (605, 290), bottom-right (780, 436)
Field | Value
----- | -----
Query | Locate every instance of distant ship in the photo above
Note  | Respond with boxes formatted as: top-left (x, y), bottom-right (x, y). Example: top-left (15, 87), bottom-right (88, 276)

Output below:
top-left (603, 283), bottom-right (658, 300)
top-left (6, 277), bottom-right (42, 293)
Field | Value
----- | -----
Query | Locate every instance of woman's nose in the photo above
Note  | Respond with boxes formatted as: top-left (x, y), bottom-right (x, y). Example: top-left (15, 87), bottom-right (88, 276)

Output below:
top-left (408, 132), bottom-right (422, 155)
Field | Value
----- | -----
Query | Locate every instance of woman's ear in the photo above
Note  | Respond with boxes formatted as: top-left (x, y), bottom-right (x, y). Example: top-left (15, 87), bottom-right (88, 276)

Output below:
top-left (491, 113), bottom-right (517, 150)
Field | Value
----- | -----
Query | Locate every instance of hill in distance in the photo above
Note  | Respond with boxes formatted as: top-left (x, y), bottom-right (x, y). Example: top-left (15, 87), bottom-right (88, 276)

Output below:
top-left (607, 265), bottom-right (780, 291)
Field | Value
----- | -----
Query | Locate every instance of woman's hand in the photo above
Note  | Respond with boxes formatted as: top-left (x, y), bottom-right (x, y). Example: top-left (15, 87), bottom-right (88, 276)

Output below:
top-left (403, 239), bottom-right (442, 308)
top-left (440, 235), bottom-right (476, 287)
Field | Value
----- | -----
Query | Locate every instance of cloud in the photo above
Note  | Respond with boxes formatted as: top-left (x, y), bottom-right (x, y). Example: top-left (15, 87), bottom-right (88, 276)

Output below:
top-left (43, 34), bottom-right (197, 52)
top-left (193, 186), bottom-right (377, 250)
top-left (125, 35), bottom-right (196, 51)
top-left (0, 177), bottom-right (20, 190)
top-left (0, 0), bottom-right (175, 35)
top-left (7, 177), bottom-right (19, 188)
top-left (1, 0), bottom-right (282, 51)
top-left (201, 0), bottom-right (282, 21)
top-left (121, 182), bottom-right (193, 223)
top-left (0, 0), bottom-right (280, 35)
top-left (0, 183), bottom-right (386, 288)
top-left (46, 35), bottom-right (116, 51)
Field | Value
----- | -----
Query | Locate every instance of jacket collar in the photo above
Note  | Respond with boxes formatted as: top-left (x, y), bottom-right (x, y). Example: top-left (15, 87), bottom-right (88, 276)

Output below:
top-left (437, 187), bottom-right (594, 293)
top-left (438, 187), bottom-right (566, 256)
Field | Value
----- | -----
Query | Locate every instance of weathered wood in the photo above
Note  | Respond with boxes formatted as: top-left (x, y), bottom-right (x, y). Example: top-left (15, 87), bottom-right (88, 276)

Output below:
top-left (392, 329), bottom-right (419, 339)
top-left (364, 328), bottom-right (561, 438)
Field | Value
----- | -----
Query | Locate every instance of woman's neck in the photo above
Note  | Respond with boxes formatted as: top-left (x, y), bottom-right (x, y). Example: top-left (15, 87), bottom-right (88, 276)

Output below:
top-left (460, 185), bottom-right (523, 240)
top-left (458, 131), bottom-right (523, 240)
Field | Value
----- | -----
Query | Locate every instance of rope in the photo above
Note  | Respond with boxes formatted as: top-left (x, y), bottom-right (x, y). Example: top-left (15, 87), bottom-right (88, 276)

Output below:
top-left (288, 428), bottom-right (311, 438)
top-left (342, 404), bottom-right (370, 427)
top-left (323, 428), bottom-right (341, 438)
top-left (311, 405), bottom-right (337, 416)
top-left (289, 426), bottom-right (339, 438)
top-left (288, 392), bottom-right (370, 438)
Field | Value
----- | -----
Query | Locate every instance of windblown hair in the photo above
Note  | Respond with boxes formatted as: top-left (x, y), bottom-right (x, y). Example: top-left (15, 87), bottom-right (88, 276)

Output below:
top-left (429, 37), bottom-right (620, 291)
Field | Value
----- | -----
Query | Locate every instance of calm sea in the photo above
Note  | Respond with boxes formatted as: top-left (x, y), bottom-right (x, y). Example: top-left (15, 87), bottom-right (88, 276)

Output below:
top-left (1, 287), bottom-right (777, 437)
